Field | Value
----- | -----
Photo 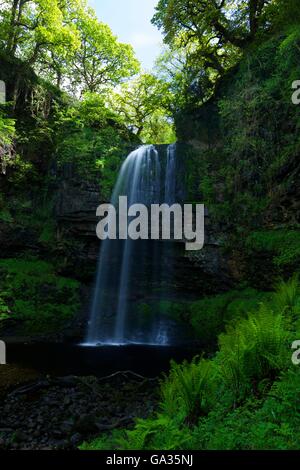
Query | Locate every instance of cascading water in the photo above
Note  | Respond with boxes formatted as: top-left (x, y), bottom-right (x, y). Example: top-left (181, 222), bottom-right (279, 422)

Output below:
top-left (165, 143), bottom-right (177, 204)
top-left (152, 143), bottom-right (177, 344)
top-left (85, 144), bottom-right (177, 346)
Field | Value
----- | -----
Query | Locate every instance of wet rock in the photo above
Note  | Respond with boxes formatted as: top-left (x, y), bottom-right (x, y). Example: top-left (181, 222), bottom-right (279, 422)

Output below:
top-left (52, 439), bottom-right (69, 450)
top-left (14, 430), bottom-right (27, 443)
top-left (74, 414), bottom-right (98, 434)
top-left (70, 433), bottom-right (82, 446)
top-left (0, 373), bottom-right (159, 450)
top-left (63, 396), bottom-right (71, 406)
top-left (60, 420), bottom-right (74, 434)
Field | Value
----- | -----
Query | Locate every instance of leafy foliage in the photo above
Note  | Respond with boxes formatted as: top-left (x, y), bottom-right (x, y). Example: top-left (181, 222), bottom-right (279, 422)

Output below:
top-left (246, 231), bottom-right (300, 267)
top-left (80, 415), bottom-right (191, 451)
top-left (0, 0), bottom-right (139, 93)
top-left (0, 258), bottom-right (80, 333)
top-left (193, 368), bottom-right (300, 450)
top-left (152, 0), bottom-right (284, 107)
top-left (0, 107), bottom-right (15, 174)
top-left (52, 92), bottom-right (138, 198)
top-left (109, 73), bottom-right (176, 144)
top-left (161, 358), bottom-right (219, 424)
top-left (272, 275), bottom-right (300, 320)
top-left (69, 10), bottom-right (139, 94)
top-left (189, 288), bottom-right (271, 344)
top-left (217, 304), bottom-right (289, 401)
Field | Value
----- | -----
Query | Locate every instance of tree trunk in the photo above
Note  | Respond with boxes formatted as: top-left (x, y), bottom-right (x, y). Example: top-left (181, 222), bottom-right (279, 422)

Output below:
top-left (249, 0), bottom-right (259, 37)
top-left (6, 0), bottom-right (19, 55)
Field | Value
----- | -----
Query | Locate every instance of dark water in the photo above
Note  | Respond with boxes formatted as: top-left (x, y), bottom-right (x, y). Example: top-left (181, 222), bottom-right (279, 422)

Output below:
top-left (7, 343), bottom-right (201, 378)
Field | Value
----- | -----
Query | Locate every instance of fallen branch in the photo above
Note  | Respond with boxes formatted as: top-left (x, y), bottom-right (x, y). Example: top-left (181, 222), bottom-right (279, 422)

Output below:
top-left (8, 370), bottom-right (157, 398)
top-left (95, 416), bottom-right (134, 432)
top-left (9, 380), bottom-right (51, 397)
top-left (97, 370), bottom-right (157, 382)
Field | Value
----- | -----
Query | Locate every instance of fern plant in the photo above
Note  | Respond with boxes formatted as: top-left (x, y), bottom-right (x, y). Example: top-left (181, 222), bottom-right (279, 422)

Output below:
top-left (272, 274), bottom-right (300, 317)
top-left (160, 357), bottom-right (219, 425)
top-left (240, 305), bottom-right (288, 380)
top-left (217, 330), bottom-right (248, 404)
top-left (80, 416), bottom-right (192, 451)
top-left (117, 415), bottom-right (191, 450)
top-left (218, 304), bottom-right (289, 401)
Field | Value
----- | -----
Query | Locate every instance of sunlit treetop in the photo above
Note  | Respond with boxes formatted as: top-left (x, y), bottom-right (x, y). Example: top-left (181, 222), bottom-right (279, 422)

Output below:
top-left (0, 0), bottom-right (140, 93)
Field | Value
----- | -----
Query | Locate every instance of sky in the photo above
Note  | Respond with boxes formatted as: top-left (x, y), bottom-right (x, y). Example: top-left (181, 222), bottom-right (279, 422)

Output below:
top-left (88, 0), bottom-right (163, 71)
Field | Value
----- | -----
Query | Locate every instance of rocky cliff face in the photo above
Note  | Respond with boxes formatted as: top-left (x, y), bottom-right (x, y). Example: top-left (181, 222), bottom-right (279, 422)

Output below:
top-left (53, 164), bottom-right (101, 274)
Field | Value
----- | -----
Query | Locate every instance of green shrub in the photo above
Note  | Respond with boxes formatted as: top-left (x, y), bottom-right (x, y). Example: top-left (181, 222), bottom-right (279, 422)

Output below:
top-left (53, 94), bottom-right (138, 199)
top-left (246, 230), bottom-right (300, 267)
top-left (189, 293), bottom-right (233, 343)
top-left (272, 274), bottom-right (300, 316)
top-left (0, 258), bottom-right (80, 333)
top-left (160, 357), bottom-right (219, 424)
top-left (218, 304), bottom-right (289, 400)
top-left (119, 416), bottom-right (191, 450)
top-left (80, 416), bottom-right (191, 451)
top-left (80, 430), bottom-right (123, 451)
top-left (189, 288), bottom-right (271, 343)
top-left (192, 368), bottom-right (300, 450)
top-left (0, 295), bottom-right (10, 323)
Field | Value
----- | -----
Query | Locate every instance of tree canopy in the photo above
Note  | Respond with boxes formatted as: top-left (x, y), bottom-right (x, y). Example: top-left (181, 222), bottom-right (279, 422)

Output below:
top-left (0, 0), bottom-right (139, 93)
top-left (152, 0), bottom-right (300, 112)
top-left (70, 8), bottom-right (139, 94)
top-left (152, 0), bottom-right (274, 51)
top-left (109, 73), bottom-right (175, 144)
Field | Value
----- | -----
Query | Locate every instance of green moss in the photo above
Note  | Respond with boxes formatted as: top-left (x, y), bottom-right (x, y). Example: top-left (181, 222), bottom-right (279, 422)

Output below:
top-left (0, 257), bottom-right (80, 333)
top-left (189, 288), bottom-right (271, 343)
top-left (38, 221), bottom-right (56, 246)
top-left (246, 230), bottom-right (300, 267)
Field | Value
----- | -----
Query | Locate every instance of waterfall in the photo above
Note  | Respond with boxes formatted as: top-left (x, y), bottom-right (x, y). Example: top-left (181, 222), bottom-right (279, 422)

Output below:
top-left (165, 143), bottom-right (177, 204)
top-left (85, 144), bottom-right (177, 346)
top-left (152, 143), bottom-right (177, 344)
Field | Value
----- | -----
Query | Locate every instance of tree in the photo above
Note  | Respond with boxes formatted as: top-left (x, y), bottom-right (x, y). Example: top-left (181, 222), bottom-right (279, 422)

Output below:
top-left (140, 109), bottom-right (176, 144)
top-left (0, 1), bottom-right (140, 95)
top-left (152, 0), bottom-right (276, 81)
top-left (70, 9), bottom-right (140, 94)
top-left (155, 44), bottom-right (225, 112)
top-left (1, 0), bottom-right (81, 65)
top-left (109, 73), bottom-right (175, 143)
top-left (151, 1), bottom-right (282, 113)
top-left (153, 1), bottom-right (274, 49)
